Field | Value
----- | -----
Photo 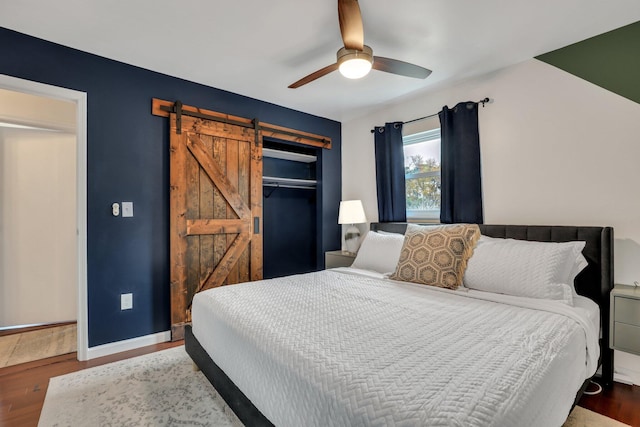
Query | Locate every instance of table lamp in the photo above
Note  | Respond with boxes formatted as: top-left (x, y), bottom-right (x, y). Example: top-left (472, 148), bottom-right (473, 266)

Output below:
top-left (338, 200), bottom-right (367, 254)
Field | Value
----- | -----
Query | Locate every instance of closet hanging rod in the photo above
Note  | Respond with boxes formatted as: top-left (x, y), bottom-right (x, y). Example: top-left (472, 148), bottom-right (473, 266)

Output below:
top-left (263, 183), bottom-right (316, 190)
top-left (369, 97), bottom-right (490, 133)
top-left (263, 182), bottom-right (315, 198)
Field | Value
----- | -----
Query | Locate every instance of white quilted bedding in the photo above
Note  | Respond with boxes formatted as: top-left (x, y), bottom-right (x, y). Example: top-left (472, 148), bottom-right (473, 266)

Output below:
top-left (191, 269), bottom-right (599, 427)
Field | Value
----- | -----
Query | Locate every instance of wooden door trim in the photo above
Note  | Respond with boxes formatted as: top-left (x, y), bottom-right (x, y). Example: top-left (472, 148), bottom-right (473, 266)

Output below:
top-left (152, 98), bottom-right (332, 149)
top-left (169, 127), bottom-right (189, 340)
top-left (249, 129), bottom-right (263, 281)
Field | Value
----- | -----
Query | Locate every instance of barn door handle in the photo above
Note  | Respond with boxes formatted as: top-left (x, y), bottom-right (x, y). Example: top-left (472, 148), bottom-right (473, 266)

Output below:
top-left (254, 217), bottom-right (260, 234)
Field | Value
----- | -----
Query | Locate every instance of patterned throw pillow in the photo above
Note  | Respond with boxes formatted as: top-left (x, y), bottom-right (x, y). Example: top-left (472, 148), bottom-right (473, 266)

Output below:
top-left (390, 224), bottom-right (481, 289)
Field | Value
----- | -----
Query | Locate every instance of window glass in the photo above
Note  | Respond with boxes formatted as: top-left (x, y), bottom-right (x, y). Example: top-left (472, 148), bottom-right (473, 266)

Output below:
top-left (403, 129), bottom-right (441, 220)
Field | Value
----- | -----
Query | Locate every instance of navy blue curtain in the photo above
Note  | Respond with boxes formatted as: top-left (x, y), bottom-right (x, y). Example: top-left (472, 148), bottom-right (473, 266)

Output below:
top-left (438, 102), bottom-right (483, 224)
top-left (374, 122), bottom-right (406, 222)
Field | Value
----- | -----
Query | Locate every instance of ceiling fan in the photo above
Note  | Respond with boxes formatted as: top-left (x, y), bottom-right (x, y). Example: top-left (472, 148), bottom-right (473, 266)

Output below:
top-left (288, 0), bottom-right (432, 89)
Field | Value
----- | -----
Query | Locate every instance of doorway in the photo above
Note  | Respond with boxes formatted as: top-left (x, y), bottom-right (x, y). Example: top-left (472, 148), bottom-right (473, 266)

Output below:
top-left (262, 139), bottom-right (318, 278)
top-left (0, 75), bottom-right (88, 361)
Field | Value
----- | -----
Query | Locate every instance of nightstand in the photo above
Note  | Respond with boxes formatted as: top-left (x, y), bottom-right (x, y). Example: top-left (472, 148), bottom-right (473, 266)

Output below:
top-left (325, 250), bottom-right (356, 269)
top-left (610, 284), bottom-right (640, 355)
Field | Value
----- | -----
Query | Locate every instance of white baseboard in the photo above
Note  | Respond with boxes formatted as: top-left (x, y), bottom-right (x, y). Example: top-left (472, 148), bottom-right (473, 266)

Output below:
top-left (86, 331), bottom-right (171, 360)
top-left (614, 350), bottom-right (640, 386)
top-left (614, 368), bottom-right (639, 386)
top-left (614, 371), bottom-right (634, 385)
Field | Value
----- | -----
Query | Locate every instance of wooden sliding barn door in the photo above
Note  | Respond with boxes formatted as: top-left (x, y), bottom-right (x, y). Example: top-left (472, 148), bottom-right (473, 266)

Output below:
top-left (170, 113), bottom-right (262, 340)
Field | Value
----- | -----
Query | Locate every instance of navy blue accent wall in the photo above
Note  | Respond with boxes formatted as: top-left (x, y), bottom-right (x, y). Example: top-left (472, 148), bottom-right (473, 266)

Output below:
top-left (0, 28), bottom-right (341, 347)
top-left (263, 188), bottom-right (317, 278)
top-left (263, 152), bottom-right (319, 278)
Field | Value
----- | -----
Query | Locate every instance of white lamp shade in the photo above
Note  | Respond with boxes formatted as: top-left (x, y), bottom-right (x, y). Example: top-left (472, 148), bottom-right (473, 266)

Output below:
top-left (338, 200), bottom-right (367, 224)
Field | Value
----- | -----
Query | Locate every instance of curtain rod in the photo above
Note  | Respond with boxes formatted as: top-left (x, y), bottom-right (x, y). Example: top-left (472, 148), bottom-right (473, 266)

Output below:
top-left (370, 97), bottom-right (490, 133)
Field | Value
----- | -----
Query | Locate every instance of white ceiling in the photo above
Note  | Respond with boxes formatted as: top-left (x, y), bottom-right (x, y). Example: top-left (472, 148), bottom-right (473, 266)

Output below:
top-left (2, 1), bottom-right (640, 122)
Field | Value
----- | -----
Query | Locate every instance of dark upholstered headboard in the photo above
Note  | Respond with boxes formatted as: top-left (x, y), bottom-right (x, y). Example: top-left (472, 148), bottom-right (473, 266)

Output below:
top-left (370, 222), bottom-right (614, 386)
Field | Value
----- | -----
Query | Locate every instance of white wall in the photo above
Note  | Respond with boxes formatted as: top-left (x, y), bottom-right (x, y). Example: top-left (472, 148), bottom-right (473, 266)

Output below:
top-left (0, 87), bottom-right (76, 132)
top-left (0, 89), bottom-right (77, 327)
top-left (342, 58), bottom-right (640, 383)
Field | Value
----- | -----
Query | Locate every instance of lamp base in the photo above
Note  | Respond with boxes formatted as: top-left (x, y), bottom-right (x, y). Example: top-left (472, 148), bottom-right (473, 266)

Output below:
top-left (344, 225), bottom-right (361, 254)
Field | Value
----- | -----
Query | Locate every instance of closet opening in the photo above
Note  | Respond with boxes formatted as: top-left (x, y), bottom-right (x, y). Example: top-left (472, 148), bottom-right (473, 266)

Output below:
top-left (263, 139), bottom-right (319, 279)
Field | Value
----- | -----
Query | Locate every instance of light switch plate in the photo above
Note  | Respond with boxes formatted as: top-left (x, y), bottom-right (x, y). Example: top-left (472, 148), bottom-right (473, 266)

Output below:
top-left (121, 293), bottom-right (133, 310)
top-left (121, 202), bottom-right (134, 217)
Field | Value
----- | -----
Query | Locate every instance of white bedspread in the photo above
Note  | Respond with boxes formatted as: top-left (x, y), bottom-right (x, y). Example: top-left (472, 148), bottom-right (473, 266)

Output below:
top-left (192, 269), bottom-right (599, 427)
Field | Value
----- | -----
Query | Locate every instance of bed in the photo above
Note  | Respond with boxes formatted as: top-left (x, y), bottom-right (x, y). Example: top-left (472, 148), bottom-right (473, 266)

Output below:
top-left (185, 223), bottom-right (614, 426)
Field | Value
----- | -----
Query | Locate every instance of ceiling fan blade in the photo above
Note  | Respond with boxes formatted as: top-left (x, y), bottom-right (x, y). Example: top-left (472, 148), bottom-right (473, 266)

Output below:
top-left (338, 0), bottom-right (364, 50)
top-left (288, 63), bottom-right (339, 89)
top-left (372, 56), bottom-right (432, 79)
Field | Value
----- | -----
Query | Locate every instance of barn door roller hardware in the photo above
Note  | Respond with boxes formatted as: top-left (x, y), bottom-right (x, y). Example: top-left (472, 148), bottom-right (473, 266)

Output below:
top-left (253, 118), bottom-right (260, 147)
top-left (173, 100), bottom-right (183, 134)
top-left (154, 98), bottom-right (332, 149)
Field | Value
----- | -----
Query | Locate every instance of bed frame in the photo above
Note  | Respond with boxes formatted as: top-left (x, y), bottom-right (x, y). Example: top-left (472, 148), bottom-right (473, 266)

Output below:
top-left (186, 223), bottom-right (614, 426)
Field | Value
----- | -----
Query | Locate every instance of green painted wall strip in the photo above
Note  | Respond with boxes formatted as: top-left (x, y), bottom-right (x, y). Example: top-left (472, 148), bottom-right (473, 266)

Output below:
top-left (536, 20), bottom-right (640, 105)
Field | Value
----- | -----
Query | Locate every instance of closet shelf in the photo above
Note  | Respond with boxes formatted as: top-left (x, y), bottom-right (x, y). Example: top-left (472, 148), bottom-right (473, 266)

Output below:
top-left (263, 148), bottom-right (316, 163)
top-left (263, 176), bottom-right (316, 189)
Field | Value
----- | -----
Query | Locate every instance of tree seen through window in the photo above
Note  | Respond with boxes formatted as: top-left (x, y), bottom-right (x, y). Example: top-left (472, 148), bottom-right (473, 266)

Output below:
top-left (403, 129), bottom-right (441, 220)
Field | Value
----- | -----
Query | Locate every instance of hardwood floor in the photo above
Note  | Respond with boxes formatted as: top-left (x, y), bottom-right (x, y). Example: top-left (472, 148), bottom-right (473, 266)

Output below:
top-left (1, 345), bottom-right (638, 426)
top-left (579, 381), bottom-right (640, 426)
top-left (0, 340), bottom-right (183, 426)
top-left (0, 323), bottom-right (77, 368)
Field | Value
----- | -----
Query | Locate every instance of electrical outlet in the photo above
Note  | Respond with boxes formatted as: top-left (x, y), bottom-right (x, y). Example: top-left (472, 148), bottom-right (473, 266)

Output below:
top-left (121, 293), bottom-right (133, 310)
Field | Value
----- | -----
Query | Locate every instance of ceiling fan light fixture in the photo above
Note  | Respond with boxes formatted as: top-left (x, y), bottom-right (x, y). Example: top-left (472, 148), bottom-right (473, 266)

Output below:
top-left (337, 46), bottom-right (373, 79)
top-left (288, 1), bottom-right (432, 89)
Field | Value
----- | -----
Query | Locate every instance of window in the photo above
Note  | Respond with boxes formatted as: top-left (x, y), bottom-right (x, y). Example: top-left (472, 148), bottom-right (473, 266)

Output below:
top-left (403, 129), bottom-right (441, 221)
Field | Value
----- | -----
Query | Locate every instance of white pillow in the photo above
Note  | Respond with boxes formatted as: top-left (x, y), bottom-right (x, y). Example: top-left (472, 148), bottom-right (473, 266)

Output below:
top-left (351, 231), bottom-right (405, 274)
top-left (568, 251), bottom-right (589, 296)
top-left (463, 236), bottom-right (587, 305)
top-left (376, 230), bottom-right (404, 236)
top-left (474, 236), bottom-right (587, 287)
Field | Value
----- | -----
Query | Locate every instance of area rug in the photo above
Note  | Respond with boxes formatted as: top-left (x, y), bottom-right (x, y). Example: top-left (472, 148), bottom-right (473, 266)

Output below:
top-left (563, 406), bottom-right (630, 427)
top-left (38, 346), bottom-right (240, 427)
top-left (39, 346), bottom-right (629, 427)
top-left (0, 323), bottom-right (76, 367)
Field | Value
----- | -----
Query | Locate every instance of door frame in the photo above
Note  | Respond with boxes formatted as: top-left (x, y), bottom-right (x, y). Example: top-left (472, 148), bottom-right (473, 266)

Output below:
top-left (0, 74), bottom-right (89, 361)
